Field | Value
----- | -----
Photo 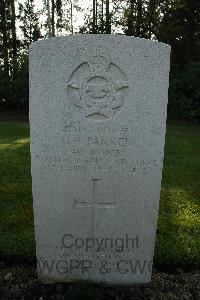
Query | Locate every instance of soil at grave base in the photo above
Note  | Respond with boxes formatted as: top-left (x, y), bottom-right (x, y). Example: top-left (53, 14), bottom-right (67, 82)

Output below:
top-left (0, 265), bottom-right (200, 300)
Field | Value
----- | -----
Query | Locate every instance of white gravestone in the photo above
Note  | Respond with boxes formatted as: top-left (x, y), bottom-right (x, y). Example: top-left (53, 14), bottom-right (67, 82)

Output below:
top-left (30, 35), bottom-right (170, 285)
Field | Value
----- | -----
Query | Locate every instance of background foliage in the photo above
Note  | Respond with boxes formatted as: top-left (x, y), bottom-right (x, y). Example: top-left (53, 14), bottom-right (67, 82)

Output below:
top-left (0, 0), bottom-right (200, 121)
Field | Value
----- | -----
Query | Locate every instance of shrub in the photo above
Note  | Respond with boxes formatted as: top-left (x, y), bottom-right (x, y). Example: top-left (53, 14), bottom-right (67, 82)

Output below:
top-left (168, 62), bottom-right (200, 122)
top-left (0, 53), bottom-right (29, 110)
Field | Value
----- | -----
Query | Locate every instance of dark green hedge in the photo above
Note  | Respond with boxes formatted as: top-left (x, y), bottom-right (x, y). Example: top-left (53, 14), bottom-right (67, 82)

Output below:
top-left (168, 62), bottom-right (200, 122)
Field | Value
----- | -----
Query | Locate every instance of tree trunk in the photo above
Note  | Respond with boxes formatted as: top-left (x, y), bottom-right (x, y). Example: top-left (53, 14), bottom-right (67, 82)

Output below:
top-left (47, 0), bottom-right (52, 37)
top-left (10, 0), bottom-right (17, 101)
top-left (96, 0), bottom-right (98, 28)
top-left (105, 0), bottom-right (111, 33)
top-left (101, 0), bottom-right (104, 33)
top-left (71, 0), bottom-right (73, 34)
top-left (136, 0), bottom-right (143, 36)
top-left (28, 0), bottom-right (32, 45)
top-left (0, 0), bottom-right (9, 80)
top-left (52, 0), bottom-right (55, 37)
top-left (127, 0), bottom-right (134, 36)
top-left (10, 0), bottom-right (17, 59)
top-left (92, 0), bottom-right (96, 33)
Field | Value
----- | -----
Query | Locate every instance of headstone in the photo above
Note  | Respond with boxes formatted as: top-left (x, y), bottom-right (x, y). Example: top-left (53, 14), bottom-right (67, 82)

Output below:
top-left (30, 35), bottom-right (170, 285)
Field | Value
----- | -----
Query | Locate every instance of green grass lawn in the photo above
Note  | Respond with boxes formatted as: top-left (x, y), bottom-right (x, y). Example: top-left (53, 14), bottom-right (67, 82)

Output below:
top-left (0, 121), bottom-right (200, 264)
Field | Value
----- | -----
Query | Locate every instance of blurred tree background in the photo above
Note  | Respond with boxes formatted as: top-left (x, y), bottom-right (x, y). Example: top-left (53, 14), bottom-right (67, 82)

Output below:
top-left (0, 0), bottom-right (200, 121)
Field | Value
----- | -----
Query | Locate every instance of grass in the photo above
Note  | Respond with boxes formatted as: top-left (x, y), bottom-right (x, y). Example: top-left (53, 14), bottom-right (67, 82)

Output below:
top-left (156, 121), bottom-right (200, 264)
top-left (0, 123), bottom-right (35, 259)
top-left (0, 121), bottom-right (200, 264)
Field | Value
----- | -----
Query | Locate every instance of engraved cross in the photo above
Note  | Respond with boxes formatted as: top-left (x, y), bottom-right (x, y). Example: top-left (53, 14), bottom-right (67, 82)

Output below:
top-left (74, 179), bottom-right (116, 233)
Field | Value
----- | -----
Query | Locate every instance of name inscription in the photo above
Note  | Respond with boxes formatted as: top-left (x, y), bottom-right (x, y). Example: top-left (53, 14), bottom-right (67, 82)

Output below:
top-left (34, 122), bottom-right (162, 177)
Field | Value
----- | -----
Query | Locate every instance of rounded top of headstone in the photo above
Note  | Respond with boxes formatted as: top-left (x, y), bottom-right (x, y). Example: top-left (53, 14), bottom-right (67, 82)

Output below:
top-left (29, 34), bottom-right (171, 53)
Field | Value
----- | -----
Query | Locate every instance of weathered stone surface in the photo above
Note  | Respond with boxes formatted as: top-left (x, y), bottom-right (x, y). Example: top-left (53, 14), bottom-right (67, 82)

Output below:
top-left (29, 35), bottom-right (170, 285)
